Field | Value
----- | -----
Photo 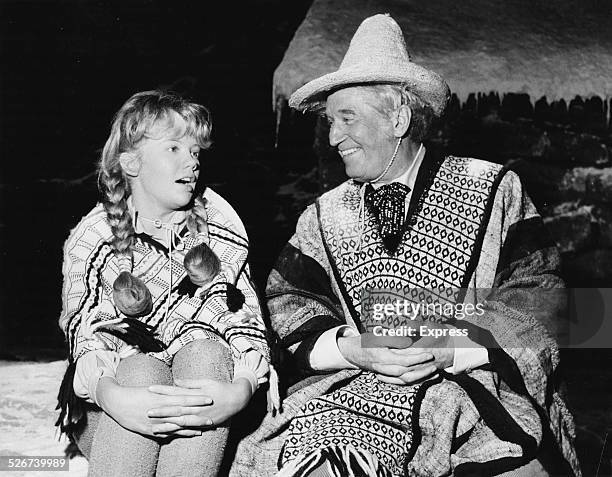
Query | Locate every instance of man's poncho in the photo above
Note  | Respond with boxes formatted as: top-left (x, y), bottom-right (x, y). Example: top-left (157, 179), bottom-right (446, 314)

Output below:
top-left (231, 153), bottom-right (581, 476)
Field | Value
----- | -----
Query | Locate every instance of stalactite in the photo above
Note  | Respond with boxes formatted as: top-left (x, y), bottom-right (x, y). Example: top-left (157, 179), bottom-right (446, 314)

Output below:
top-left (274, 96), bottom-right (287, 149)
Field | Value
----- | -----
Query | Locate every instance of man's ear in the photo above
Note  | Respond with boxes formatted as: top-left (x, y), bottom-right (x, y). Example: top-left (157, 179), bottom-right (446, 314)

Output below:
top-left (119, 152), bottom-right (141, 177)
top-left (393, 105), bottom-right (411, 138)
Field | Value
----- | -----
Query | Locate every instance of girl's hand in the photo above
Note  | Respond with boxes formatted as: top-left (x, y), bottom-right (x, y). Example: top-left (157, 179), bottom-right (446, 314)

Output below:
top-left (146, 378), bottom-right (252, 435)
top-left (96, 377), bottom-right (212, 438)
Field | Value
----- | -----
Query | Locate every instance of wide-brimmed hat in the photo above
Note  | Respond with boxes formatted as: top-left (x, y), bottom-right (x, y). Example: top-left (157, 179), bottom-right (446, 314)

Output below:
top-left (289, 14), bottom-right (450, 116)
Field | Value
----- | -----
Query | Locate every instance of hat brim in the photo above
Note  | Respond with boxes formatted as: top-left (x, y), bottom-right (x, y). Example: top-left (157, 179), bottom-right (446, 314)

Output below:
top-left (288, 62), bottom-right (450, 116)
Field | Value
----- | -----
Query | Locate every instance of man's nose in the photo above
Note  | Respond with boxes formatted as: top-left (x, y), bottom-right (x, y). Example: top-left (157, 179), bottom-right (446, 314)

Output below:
top-left (329, 122), bottom-right (346, 147)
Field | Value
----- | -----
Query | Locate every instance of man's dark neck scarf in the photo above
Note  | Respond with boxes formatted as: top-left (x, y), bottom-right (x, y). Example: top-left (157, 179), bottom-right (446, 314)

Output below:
top-left (364, 182), bottom-right (411, 254)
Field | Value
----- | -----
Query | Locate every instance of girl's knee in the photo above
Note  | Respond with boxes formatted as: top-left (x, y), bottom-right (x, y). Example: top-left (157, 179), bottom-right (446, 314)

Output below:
top-left (175, 339), bottom-right (232, 363)
top-left (116, 353), bottom-right (172, 386)
top-left (172, 339), bottom-right (233, 382)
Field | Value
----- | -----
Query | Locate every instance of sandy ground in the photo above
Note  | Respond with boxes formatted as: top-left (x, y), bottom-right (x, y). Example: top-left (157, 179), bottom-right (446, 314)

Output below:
top-left (0, 361), bottom-right (87, 477)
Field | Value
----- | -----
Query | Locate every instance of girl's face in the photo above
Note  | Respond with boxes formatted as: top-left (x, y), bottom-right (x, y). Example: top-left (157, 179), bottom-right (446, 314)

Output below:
top-left (129, 117), bottom-right (202, 219)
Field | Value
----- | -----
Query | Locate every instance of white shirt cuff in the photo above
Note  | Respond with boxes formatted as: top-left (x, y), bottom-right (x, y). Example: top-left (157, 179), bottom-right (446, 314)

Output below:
top-left (233, 349), bottom-right (268, 394)
top-left (74, 350), bottom-right (120, 405)
top-left (444, 336), bottom-right (489, 374)
top-left (310, 325), bottom-right (360, 371)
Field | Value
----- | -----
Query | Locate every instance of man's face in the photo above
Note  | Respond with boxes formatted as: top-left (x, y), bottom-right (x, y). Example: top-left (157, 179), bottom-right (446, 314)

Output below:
top-left (325, 87), bottom-right (397, 182)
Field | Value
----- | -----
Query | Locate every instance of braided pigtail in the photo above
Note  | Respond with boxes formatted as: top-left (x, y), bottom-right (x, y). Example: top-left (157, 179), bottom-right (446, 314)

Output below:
top-left (184, 195), bottom-right (221, 287)
top-left (186, 195), bottom-right (210, 242)
top-left (97, 93), bottom-right (158, 318)
top-left (183, 241), bottom-right (221, 288)
top-left (100, 165), bottom-right (153, 317)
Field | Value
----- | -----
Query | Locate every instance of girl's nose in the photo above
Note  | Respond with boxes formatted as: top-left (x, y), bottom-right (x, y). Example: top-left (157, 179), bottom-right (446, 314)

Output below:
top-left (185, 151), bottom-right (199, 170)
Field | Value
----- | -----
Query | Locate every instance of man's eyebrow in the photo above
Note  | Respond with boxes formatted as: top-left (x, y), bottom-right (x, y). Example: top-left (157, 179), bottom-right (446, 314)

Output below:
top-left (338, 108), bottom-right (356, 115)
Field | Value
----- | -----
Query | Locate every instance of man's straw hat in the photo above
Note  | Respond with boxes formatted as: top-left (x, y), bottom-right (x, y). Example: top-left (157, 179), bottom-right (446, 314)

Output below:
top-left (289, 14), bottom-right (450, 116)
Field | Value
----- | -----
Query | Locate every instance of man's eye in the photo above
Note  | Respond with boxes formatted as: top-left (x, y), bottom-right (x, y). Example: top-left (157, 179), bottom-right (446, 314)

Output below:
top-left (342, 117), bottom-right (354, 124)
top-left (169, 145), bottom-right (179, 152)
top-left (326, 117), bottom-right (334, 126)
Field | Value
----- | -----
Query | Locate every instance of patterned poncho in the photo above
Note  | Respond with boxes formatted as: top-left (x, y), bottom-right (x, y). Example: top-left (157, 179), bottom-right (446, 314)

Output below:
top-left (231, 154), bottom-right (581, 477)
top-left (59, 187), bottom-right (269, 366)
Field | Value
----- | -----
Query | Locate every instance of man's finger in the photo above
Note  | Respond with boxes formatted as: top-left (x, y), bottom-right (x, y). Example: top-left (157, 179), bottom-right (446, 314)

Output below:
top-left (362, 333), bottom-right (413, 349)
top-left (392, 346), bottom-right (432, 354)
top-left (379, 350), bottom-right (434, 367)
top-left (398, 365), bottom-right (438, 384)
top-left (371, 363), bottom-right (411, 377)
top-left (375, 374), bottom-right (409, 385)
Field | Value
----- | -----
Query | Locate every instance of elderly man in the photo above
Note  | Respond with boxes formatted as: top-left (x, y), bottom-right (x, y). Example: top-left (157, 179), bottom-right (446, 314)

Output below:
top-left (232, 14), bottom-right (580, 477)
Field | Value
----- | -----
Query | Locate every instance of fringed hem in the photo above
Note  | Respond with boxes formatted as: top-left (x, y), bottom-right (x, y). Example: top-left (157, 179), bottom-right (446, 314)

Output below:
top-left (54, 361), bottom-right (87, 440)
top-left (277, 445), bottom-right (392, 477)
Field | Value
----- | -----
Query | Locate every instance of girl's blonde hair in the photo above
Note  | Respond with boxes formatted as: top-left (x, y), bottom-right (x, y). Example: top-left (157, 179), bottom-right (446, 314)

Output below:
top-left (98, 90), bottom-right (214, 316)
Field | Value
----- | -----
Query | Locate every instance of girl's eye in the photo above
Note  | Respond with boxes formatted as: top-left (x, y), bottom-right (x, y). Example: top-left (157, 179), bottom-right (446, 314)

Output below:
top-left (191, 150), bottom-right (200, 159)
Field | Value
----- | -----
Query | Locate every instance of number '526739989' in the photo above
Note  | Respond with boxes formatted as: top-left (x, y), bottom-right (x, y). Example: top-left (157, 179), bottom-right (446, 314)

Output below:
top-left (0, 456), bottom-right (68, 471)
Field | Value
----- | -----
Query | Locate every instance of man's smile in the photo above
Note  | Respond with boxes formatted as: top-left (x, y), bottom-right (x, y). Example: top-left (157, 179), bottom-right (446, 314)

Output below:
top-left (339, 147), bottom-right (360, 157)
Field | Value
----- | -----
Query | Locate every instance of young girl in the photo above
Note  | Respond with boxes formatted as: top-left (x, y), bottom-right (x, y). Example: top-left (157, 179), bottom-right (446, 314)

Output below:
top-left (57, 90), bottom-right (275, 476)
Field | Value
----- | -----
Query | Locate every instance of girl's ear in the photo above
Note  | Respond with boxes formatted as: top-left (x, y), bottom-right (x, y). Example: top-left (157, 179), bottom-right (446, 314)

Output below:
top-left (119, 152), bottom-right (141, 177)
top-left (393, 104), bottom-right (411, 138)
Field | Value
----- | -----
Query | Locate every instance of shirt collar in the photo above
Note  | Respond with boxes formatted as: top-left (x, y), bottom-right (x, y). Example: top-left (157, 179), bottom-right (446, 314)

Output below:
top-left (127, 196), bottom-right (188, 239)
top-left (371, 143), bottom-right (425, 191)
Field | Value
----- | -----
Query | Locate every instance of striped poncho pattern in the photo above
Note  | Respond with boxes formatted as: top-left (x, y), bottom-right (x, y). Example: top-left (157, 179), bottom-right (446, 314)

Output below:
top-left (59, 188), bottom-right (269, 365)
